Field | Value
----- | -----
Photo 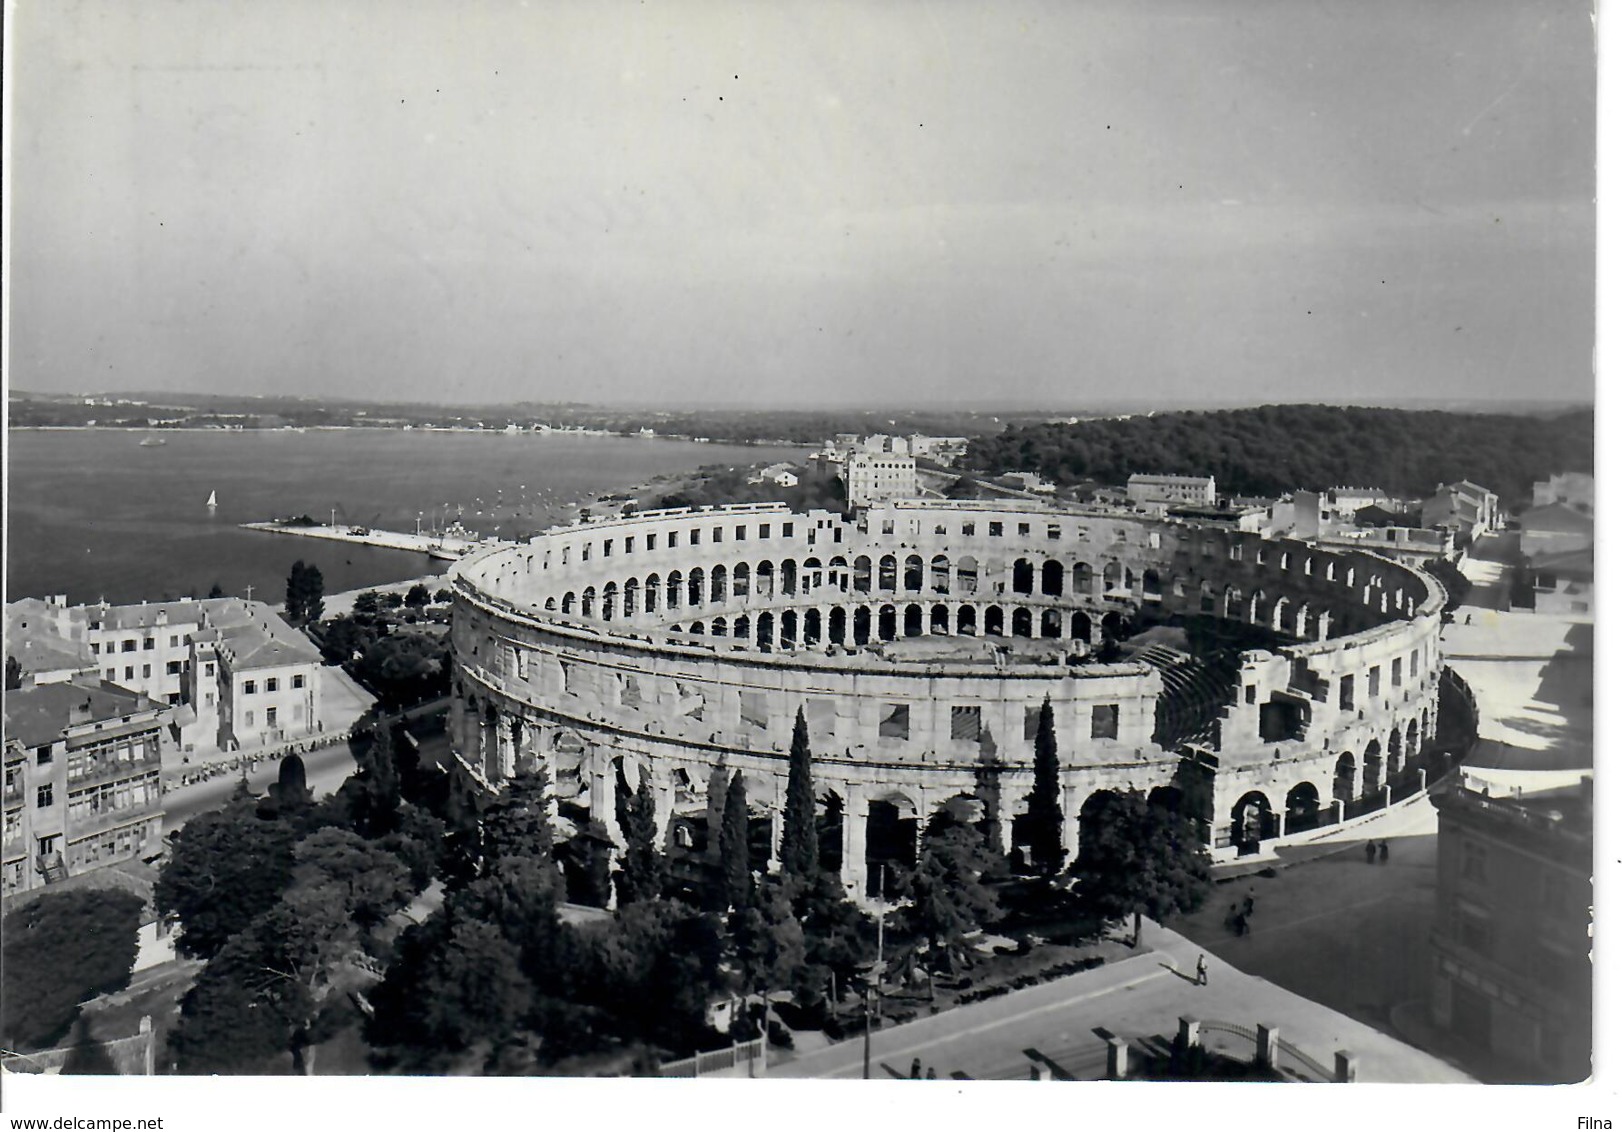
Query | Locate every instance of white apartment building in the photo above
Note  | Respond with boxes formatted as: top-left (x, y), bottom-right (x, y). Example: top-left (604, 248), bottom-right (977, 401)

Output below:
top-left (843, 452), bottom-right (920, 508)
top-left (1126, 473), bottom-right (1217, 511)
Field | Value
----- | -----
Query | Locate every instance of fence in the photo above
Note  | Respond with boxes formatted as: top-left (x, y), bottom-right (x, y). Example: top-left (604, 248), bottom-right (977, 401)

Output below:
top-left (1190, 1019), bottom-right (1338, 1082)
top-left (1276, 1037), bottom-right (1337, 1082)
top-left (658, 1037), bottom-right (767, 1078)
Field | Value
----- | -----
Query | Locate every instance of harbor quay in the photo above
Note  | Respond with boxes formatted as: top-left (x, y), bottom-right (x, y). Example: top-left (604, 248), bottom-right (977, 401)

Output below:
top-left (241, 519), bottom-right (501, 561)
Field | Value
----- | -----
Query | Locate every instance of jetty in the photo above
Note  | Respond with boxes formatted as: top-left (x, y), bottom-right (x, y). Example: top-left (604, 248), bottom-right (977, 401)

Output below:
top-left (241, 520), bottom-right (501, 560)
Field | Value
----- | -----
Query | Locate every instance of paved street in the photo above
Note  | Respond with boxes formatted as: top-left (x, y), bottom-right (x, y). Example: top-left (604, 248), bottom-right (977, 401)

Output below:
top-left (769, 920), bottom-right (1471, 1082)
top-left (162, 736), bottom-right (359, 832)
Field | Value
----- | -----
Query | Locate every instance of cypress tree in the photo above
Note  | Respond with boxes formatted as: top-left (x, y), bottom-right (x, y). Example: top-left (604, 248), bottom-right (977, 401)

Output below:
top-left (618, 774), bottom-right (666, 905)
top-left (779, 708), bottom-right (817, 878)
top-left (719, 771), bottom-right (752, 910)
top-left (1029, 696), bottom-right (1064, 876)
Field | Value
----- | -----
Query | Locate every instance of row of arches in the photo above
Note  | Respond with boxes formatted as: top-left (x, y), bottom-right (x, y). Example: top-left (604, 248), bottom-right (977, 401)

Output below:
top-left (670, 602), bottom-right (1132, 650)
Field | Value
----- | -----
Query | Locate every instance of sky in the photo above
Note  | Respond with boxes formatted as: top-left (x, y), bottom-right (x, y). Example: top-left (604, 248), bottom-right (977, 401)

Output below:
top-left (4, 0), bottom-right (1597, 408)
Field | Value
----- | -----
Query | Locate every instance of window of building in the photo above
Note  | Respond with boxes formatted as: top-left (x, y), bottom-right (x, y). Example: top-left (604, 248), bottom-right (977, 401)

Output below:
top-left (950, 705), bottom-right (982, 741)
top-left (37, 785), bottom-right (53, 808)
top-left (167, 661), bottom-right (182, 675)
top-left (1017, 522), bottom-right (1031, 537)
top-left (1454, 901), bottom-right (1493, 956)
top-left (168, 693), bottom-right (181, 705)
top-left (882, 520), bottom-right (896, 535)
top-left (266, 677), bottom-right (279, 693)
top-left (244, 680), bottom-right (257, 695)
top-left (124, 667), bottom-right (134, 681)
top-left (1047, 523), bottom-right (1062, 540)
top-left (690, 529), bottom-right (701, 546)
top-left (960, 522), bottom-right (975, 537)
top-left (668, 532), bottom-right (679, 548)
top-left (266, 707), bottom-right (278, 728)
top-left (988, 521), bottom-right (1003, 537)
top-left (205, 662), bottom-right (215, 676)
top-left (646, 534), bottom-right (657, 550)
top-left (205, 693), bottom-right (215, 707)
top-left (878, 703), bottom-right (910, 740)
top-left (1459, 840), bottom-right (1487, 882)
top-left (1367, 668), bottom-right (1381, 699)
top-left (141, 664), bottom-right (151, 679)
top-left (760, 523), bottom-right (771, 538)
top-left (36, 747), bottom-right (52, 766)
top-left (90, 643), bottom-right (100, 656)
top-left (712, 527), bottom-right (723, 543)
top-left (122, 640), bottom-right (136, 653)
top-left (292, 674), bottom-right (305, 689)
top-left (1339, 675), bottom-right (1355, 710)
top-left (1091, 704), bottom-right (1120, 740)
top-left (143, 638), bottom-right (155, 650)
top-left (582, 544), bottom-right (592, 561)
top-left (170, 635), bottom-right (180, 647)
top-left (105, 669), bottom-right (115, 681)
top-left (602, 539), bottom-right (613, 557)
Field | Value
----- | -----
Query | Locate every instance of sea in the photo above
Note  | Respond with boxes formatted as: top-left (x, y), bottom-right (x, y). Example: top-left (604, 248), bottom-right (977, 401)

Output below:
top-left (6, 428), bottom-right (777, 606)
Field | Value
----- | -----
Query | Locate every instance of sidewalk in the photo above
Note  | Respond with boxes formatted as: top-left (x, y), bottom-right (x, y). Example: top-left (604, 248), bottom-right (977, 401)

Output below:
top-left (768, 921), bottom-right (1472, 1082)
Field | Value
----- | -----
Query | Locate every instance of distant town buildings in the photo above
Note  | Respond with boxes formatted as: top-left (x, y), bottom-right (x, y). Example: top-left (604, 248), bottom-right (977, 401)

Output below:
top-left (1001, 471), bottom-right (1056, 494)
top-left (4, 596), bottom-right (322, 756)
top-left (1430, 776), bottom-right (1591, 1083)
top-left (747, 462), bottom-right (800, 488)
top-left (3, 678), bottom-right (167, 899)
top-left (1420, 481), bottom-right (1501, 546)
top-left (1530, 472), bottom-right (1594, 513)
top-left (1311, 526), bottom-right (1455, 570)
top-left (842, 451), bottom-right (920, 508)
top-left (1515, 493), bottom-right (1594, 616)
top-left (1126, 473), bottom-right (1217, 512)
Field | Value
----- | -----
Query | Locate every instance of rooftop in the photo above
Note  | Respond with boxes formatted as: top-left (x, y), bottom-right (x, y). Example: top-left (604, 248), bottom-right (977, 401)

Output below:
top-left (3, 679), bottom-right (163, 750)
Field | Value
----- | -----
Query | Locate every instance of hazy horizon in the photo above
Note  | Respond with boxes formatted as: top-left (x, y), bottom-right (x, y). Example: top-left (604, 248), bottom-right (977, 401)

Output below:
top-left (7, 0), bottom-right (1596, 409)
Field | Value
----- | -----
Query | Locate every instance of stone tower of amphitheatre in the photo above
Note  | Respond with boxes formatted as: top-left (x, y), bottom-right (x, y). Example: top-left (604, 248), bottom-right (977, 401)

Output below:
top-left (446, 497), bottom-right (1445, 902)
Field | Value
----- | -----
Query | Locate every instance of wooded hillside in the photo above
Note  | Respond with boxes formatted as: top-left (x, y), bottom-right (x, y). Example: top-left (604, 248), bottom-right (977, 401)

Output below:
top-left (961, 404), bottom-right (1592, 506)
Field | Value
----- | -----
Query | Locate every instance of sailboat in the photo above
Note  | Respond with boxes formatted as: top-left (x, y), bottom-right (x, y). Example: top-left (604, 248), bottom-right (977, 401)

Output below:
top-left (206, 490), bottom-right (218, 508)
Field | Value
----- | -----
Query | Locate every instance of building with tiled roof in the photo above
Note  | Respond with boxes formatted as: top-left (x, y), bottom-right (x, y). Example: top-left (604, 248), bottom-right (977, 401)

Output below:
top-left (3, 678), bottom-right (166, 899)
top-left (5, 595), bottom-right (322, 755)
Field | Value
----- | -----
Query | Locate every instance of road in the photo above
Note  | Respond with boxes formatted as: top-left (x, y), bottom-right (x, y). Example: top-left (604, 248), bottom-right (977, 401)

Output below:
top-left (768, 921), bottom-right (1471, 1082)
top-left (162, 738), bottom-right (359, 832)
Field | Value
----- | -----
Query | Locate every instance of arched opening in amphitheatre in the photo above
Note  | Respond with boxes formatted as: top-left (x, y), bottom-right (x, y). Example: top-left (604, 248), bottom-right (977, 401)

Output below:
top-left (755, 560), bottom-right (774, 598)
top-left (710, 565), bottom-right (726, 604)
top-left (781, 609), bottom-right (799, 650)
top-left (984, 606), bottom-right (1004, 637)
top-left (623, 578), bottom-right (638, 617)
top-left (817, 791), bottom-right (844, 874)
top-left (687, 568), bottom-right (704, 607)
top-left (1013, 558), bottom-right (1035, 595)
top-left (957, 604), bottom-right (977, 635)
top-left (1142, 568), bottom-right (1161, 598)
top-left (645, 573), bottom-right (660, 613)
top-left (1362, 739), bottom-right (1382, 797)
top-left (600, 582), bottom-right (616, 621)
top-left (666, 571), bottom-right (683, 608)
top-left (1071, 611), bottom-right (1092, 642)
top-left (1041, 559), bottom-right (1064, 597)
top-left (930, 603), bottom-right (950, 635)
top-left (733, 562), bottom-right (750, 598)
top-left (931, 555), bottom-right (951, 594)
top-left (1041, 608), bottom-right (1063, 638)
top-left (1334, 752), bottom-right (1356, 805)
top-left (957, 556), bottom-right (980, 596)
top-left (561, 591), bottom-right (576, 614)
top-left (878, 604), bottom-right (898, 641)
top-left (864, 797), bottom-right (918, 898)
top-left (878, 555), bottom-right (898, 592)
top-left (903, 604), bottom-right (923, 638)
top-left (1199, 581), bottom-right (1215, 614)
top-left (854, 556), bottom-right (872, 593)
top-left (582, 586), bottom-right (596, 618)
top-left (781, 559), bottom-right (797, 596)
top-left (804, 607), bottom-right (823, 646)
top-left (854, 606), bottom-right (872, 645)
top-left (1147, 785), bottom-right (1183, 815)
top-left (903, 555), bottom-right (924, 592)
top-left (1407, 718), bottom-right (1421, 765)
top-left (756, 611), bottom-right (774, 652)
top-left (711, 616), bottom-right (727, 636)
top-left (830, 606), bottom-right (848, 645)
top-left (805, 557), bottom-right (824, 593)
top-left (1387, 727), bottom-right (1403, 781)
top-left (1230, 791), bottom-right (1276, 854)
top-left (829, 556), bottom-right (848, 592)
top-left (1284, 782), bottom-right (1320, 833)
top-left (1073, 561), bottom-right (1094, 596)
top-left (1012, 607), bottom-right (1033, 638)
top-left (733, 615), bottom-right (749, 639)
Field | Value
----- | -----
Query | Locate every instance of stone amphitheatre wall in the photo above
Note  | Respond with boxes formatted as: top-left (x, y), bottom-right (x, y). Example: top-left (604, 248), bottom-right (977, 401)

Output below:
top-left (448, 498), bottom-right (1443, 897)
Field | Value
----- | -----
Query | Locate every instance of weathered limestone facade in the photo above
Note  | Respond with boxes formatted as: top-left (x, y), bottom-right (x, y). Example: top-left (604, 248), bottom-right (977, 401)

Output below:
top-left (447, 499), bottom-right (1444, 900)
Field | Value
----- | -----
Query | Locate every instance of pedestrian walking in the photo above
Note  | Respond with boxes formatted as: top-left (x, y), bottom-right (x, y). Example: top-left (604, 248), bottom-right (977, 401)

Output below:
top-left (1195, 954), bottom-right (1208, 985)
top-left (1379, 840), bottom-right (1390, 863)
top-left (925, 1067), bottom-right (936, 1080)
top-left (1242, 891), bottom-right (1255, 917)
top-left (1364, 840), bottom-right (1377, 865)
top-left (910, 1057), bottom-right (922, 1079)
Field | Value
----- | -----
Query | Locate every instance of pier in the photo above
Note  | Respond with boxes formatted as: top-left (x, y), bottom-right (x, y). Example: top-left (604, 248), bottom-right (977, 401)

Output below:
top-left (241, 520), bottom-right (503, 560)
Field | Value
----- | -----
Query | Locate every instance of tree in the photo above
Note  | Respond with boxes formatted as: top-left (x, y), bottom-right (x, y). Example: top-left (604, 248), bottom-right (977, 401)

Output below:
top-left (778, 708), bottom-right (817, 879)
top-left (1, 890), bottom-right (145, 1050)
top-left (896, 815), bottom-right (1001, 979)
top-left (434, 588), bottom-right (455, 604)
top-left (284, 560), bottom-right (325, 625)
top-left (370, 914), bottom-right (532, 1056)
top-left (616, 774), bottom-right (666, 905)
top-left (1070, 790), bottom-right (1212, 947)
top-left (352, 591), bottom-right (385, 619)
top-left (4, 654), bottom-right (22, 691)
top-left (732, 876), bottom-right (806, 999)
top-left (479, 768), bottom-right (554, 868)
top-left (718, 771), bottom-right (752, 910)
top-left (207, 581), bottom-right (226, 599)
top-left (945, 475), bottom-right (980, 500)
top-left (291, 827), bottom-right (415, 931)
top-left (1028, 696), bottom-right (1065, 875)
top-left (156, 797), bottom-right (300, 960)
top-left (404, 583), bottom-right (432, 609)
top-left (342, 723), bottom-right (403, 838)
top-left (796, 872), bottom-right (876, 1003)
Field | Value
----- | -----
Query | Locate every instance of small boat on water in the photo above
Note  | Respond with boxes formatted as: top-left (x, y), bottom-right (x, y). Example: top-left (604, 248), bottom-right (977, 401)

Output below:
top-left (206, 490), bottom-right (218, 507)
top-left (139, 436), bottom-right (167, 447)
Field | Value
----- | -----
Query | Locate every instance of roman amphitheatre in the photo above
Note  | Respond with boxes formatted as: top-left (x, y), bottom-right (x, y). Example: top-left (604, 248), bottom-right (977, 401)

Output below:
top-left (446, 498), bottom-right (1447, 901)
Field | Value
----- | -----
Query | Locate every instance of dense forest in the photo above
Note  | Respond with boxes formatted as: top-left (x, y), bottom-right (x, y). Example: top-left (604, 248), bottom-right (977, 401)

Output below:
top-left (960, 404), bottom-right (1593, 507)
